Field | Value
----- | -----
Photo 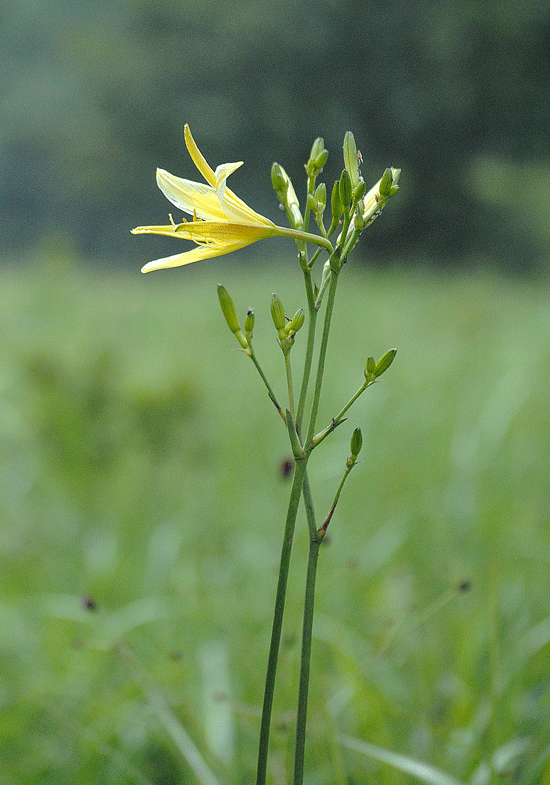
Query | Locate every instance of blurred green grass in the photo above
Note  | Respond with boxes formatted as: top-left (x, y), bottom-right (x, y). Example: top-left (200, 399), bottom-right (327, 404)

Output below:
top-left (1, 257), bottom-right (550, 784)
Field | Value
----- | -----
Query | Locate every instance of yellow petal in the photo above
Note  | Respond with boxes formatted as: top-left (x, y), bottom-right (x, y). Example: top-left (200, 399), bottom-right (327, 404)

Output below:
top-left (141, 238), bottom-right (254, 273)
top-left (214, 160), bottom-right (243, 207)
top-left (184, 124), bottom-right (217, 188)
top-left (362, 178), bottom-right (382, 218)
top-left (133, 220), bottom-right (276, 244)
top-left (156, 169), bottom-right (227, 221)
top-left (184, 125), bottom-right (275, 227)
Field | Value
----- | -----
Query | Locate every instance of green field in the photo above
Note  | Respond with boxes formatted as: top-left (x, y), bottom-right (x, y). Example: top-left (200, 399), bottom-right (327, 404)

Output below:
top-left (1, 258), bottom-right (550, 785)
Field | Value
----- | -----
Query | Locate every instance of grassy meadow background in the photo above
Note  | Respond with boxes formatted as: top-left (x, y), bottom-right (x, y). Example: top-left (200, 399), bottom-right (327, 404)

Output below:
top-left (2, 0), bottom-right (550, 781)
top-left (1, 255), bottom-right (550, 784)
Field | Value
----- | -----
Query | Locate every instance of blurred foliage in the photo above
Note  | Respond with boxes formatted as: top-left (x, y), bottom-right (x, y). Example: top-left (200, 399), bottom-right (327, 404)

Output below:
top-left (1, 259), bottom-right (550, 783)
top-left (1, 0), bottom-right (550, 271)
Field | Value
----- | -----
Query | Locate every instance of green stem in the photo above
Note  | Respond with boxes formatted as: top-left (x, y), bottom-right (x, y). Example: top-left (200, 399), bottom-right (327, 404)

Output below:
top-left (311, 379), bottom-right (375, 449)
top-left (302, 172), bottom-right (317, 234)
top-left (294, 536), bottom-right (321, 785)
top-left (300, 470), bottom-right (317, 540)
top-left (296, 266), bottom-right (319, 434)
top-left (292, 265), bottom-right (342, 785)
top-left (256, 454), bottom-right (310, 785)
top-left (318, 458), bottom-right (357, 537)
top-left (284, 351), bottom-right (295, 420)
top-left (274, 225), bottom-right (333, 254)
top-left (293, 459), bottom-right (358, 785)
top-left (335, 381), bottom-right (370, 422)
top-left (306, 267), bottom-right (340, 447)
top-left (258, 233), bottom-right (340, 785)
top-left (249, 350), bottom-right (286, 423)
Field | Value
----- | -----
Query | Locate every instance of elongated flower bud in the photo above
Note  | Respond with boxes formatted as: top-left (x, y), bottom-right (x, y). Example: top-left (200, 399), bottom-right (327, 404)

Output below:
top-left (218, 284), bottom-right (249, 349)
top-left (244, 308), bottom-right (255, 341)
top-left (306, 137), bottom-right (329, 178)
top-left (309, 137), bottom-right (325, 161)
top-left (365, 356), bottom-right (376, 377)
top-left (350, 427), bottom-right (363, 459)
top-left (314, 149), bottom-right (329, 172)
top-left (331, 181), bottom-right (343, 222)
top-left (375, 348), bottom-right (397, 377)
top-left (218, 284), bottom-right (241, 334)
top-left (314, 182), bottom-right (327, 213)
top-left (343, 131), bottom-right (361, 189)
top-left (379, 168), bottom-right (394, 198)
top-left (271, 162), bottom-right (303, 229)
top-left (353, 180), bottom-right (367, 203)
top-left (339, 169), bottom-right (352, 209)
top-left (270, 293), bottom-right (286, 331)
top-left (271, 162), bottom-right (287, 195)
top-left (285, 308), bottom-right (305, 336)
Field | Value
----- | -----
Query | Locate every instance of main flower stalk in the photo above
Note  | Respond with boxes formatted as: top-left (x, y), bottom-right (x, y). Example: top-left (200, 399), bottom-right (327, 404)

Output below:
top-left (133, 125), bottom-right (400, 785)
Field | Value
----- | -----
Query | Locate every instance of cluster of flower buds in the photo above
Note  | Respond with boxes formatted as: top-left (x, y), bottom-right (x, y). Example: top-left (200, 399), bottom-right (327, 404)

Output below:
top-left (364, 348), bottom-right (397, 384)
top-left (271, 293), bottom-right (305, 353)
top-left (307, 183), bottom-right (327, 219)
top-left (305, 137), bottom-right (329, 179)
top-left (271, 129), bottom-right (400, 278)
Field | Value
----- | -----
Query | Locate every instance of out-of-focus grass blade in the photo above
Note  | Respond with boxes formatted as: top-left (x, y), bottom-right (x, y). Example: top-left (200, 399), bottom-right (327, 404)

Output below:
top-left (340, 734), bottom-right (465, 785)
top-left (142, 679), bottom-right (221, 785)
top-left (120, 645), bottom-right (221, 785)
top-left (199, 640), bottom-right (234, 765)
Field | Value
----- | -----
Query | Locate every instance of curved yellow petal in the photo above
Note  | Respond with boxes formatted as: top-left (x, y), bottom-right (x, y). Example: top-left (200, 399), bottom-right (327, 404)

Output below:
top-left (184, 124), bottom-right (217, 187)
top-left (176, 221), bottom-right (276, 243)
top-left (156, 169), bottom-right (227, 221)
top-left (141, 238), bottom-right (256, 273)
top-left (221, 190), bottom-right (275, 226)
top-left (214, 161), bottom-right (243, 207)
top-left (133, 221), bottom-right (276, 244)
top-left (183, 125), bottom-right (275, 227)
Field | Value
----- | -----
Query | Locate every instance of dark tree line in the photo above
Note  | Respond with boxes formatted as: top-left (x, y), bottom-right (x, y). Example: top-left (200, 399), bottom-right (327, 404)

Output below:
top-left (1, 0), bottom-right (549, 271)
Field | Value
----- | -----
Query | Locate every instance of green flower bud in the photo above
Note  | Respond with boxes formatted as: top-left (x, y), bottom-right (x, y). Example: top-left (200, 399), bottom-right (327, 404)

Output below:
top-left (379, 168), bottom-right (394, 198)
top-left (350, 427), bottom-right (363, 459)
top-left (218, 284), bottom-right (241, 334)
top-left (309, 137), bottom-right (325, 161)
top-left (343, 131), bottom-right (361, 189)
top-left (314, 182), bottom-right (327, 212)
top-left (244, 308), bottom-right (255, 341)
top-left (271, 162), bottom-right (303, 229)
top-left (375, 348), bottom-right (397, 377)
top-left (353, 204), bottom-right (367, 232)
top-left (305, 137), bottom-right (329, 178)
top-left (389, 168), bottom-right (401, 197)
top-left (308, 183), bottom-right (327, 217)
top-left (271, 162), bottom-right (287, 196)
top-left (365, 356), bottom-right (376, 376)
top-left (314, 149), bottom-right (329, 171)
top-left (331, 181), bottom-right (343, 222)
top-left (270, 293), bottom-right (286, 331)
top-left (285, 308), bottom-right (305, 335)
top-left (339, 169), bottom-right (352, 209)
top-left (353, 180), bottom-right (367, 203)
top-left (235, 330), bottom-right (249, 349)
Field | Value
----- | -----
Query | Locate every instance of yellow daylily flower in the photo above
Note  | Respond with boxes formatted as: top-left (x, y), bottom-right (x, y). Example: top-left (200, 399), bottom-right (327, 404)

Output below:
top-left (133, 125), bottom-right (331, 273)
